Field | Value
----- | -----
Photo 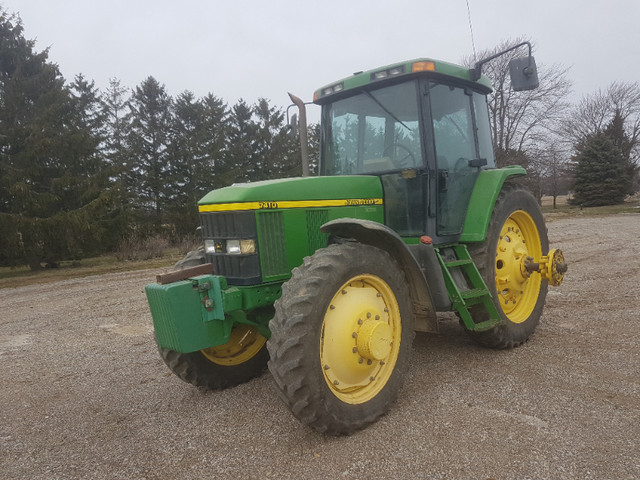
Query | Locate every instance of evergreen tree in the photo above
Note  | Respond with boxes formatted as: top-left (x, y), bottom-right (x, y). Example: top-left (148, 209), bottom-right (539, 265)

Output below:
top-left (225, 99), bottom-right (258, 184)
top-left (253, 98), bottom-right (302, 180)
top-left (0, 10), bottom-right (115, 267)
top-left (570, 132), bottom-right (628, 206)
top-left (127, 76), bottom-right (173, 232)
top-left (166, 90), bottom-right (205, 236)
top-left (101, 78), bottom-right (130, 189)
top-left (198, 93), bottom-right (229, 190)
top-left (603, 110), bottom-right (638, 195)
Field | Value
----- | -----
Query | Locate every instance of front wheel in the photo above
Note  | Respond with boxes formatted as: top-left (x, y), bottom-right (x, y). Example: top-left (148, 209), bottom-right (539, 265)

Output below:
top-left (467, 185), bottom-right (549, 348)
top-left (159, 324), bottom-right (269, 390)
top-left (267, 243), bottom-right (415, 435)
top-left (157, 249), bottom-right (269, 389)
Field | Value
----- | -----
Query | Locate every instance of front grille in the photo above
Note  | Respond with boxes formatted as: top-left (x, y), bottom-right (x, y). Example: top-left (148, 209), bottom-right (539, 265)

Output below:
top-left (306, 209), bottom-right (329, 253)
top-left (200, 211), bottom-right (261, 286)
top-left (256, 211), bottom-right (288, 278)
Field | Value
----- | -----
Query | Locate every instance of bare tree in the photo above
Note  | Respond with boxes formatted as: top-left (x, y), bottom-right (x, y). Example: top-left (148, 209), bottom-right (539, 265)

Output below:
top-left (466, 38), bottom-right (573, 160)
top-left (463, 38), bottom-right (573, 200)
top-left (562, 81), bottom-right (640, 164)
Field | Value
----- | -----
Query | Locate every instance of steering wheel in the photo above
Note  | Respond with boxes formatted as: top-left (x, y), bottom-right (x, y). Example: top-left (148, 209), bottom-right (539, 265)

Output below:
top-left (453, 157), bottom-right (468, 173)
top-left (383, 143), bottom-right (416, 168)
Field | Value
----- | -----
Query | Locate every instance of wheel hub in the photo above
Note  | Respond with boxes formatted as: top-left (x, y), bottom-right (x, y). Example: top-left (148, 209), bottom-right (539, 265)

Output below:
top-left (357, 319), bottom-right (392, 361)
top-left (494, 211), bottom-right (544, 323)
top-left (496, 222), bottom-right (530, 308)
top-left (320, 275), bottom-right (401, 404)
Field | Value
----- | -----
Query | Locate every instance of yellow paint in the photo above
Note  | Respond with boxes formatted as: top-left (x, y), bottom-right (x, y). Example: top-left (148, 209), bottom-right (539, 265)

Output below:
top-left (319, 274), bottom-right (402, 405)
top-left (494, 211), bottom-right (543, 324)
top-left (201, 325), bottom-right (266, 366)
top-left (198, 198), bottom-right (383, 213)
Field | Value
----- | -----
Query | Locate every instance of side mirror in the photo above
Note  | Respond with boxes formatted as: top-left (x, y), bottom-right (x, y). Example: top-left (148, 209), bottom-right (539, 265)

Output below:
top-left (509, 56), bottom-right (539, 91)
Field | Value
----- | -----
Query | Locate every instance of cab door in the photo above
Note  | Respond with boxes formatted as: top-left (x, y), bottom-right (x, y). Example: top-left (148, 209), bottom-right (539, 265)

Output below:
top-left (427, 82), bottom-right (489, 237)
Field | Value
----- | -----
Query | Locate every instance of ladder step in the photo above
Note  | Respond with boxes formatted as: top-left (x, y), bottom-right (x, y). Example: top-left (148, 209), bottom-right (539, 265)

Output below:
top-left (460, 288), bottom-right (491, 300)
top-left (444, 259), bottom-right (473, 268)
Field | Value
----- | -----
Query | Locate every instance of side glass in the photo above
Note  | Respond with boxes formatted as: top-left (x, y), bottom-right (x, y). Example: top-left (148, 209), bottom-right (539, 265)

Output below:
top-left (429, 83), bottom-right (479, 236)
top-left (472, 92), bottom-right (496, 168)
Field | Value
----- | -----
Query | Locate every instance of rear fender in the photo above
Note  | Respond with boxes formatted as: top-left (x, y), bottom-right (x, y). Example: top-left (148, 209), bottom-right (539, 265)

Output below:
top-left (321, 218), bottom-right (438, 333)
top-left (460, 166), bottom-right (526, 242)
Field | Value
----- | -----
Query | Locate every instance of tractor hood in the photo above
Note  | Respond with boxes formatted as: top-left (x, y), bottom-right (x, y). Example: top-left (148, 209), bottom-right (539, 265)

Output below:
top-left (198, 176), bottom-right (383, 212)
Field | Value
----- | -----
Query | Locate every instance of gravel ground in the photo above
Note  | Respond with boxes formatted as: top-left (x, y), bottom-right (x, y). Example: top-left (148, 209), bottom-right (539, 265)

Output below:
top-left (1, 213), bottom-right (639, 480)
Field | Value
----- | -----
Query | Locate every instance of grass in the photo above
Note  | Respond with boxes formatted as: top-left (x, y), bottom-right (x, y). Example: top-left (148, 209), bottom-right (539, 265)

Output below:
top-left (541, 194), bottom-right (640, 220)
top-left (0, 251), bottom-right (182, 289)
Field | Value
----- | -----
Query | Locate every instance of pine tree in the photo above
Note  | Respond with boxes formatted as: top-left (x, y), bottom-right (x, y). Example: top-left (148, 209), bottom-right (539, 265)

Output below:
top-left (166, 90), bottom-right (205, 236)
top-left (225, 99), bottom-right (258, 184)
top-left (570, 132), bottom-right (628, 206)
top-left (0, 10), bottom-right (115, 267)
top-left (198, 93), bottom-right (229, 190)
top-left (127, 76), bottom-right (173, 232)
top-left (603, 110), bottom-right (637, 195)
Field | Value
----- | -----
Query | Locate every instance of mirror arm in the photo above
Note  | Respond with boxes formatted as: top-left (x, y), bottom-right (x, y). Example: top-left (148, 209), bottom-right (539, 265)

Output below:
top-left (470, 41), bottom-right (533, 81)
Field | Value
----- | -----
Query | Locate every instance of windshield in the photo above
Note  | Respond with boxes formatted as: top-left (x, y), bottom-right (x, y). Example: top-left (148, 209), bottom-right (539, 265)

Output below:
top-left (321, 81), bottom-right (423, 175)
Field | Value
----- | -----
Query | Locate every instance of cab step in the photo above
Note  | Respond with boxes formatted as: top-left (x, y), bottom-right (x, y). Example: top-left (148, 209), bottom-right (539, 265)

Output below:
top-left (435, 244), bottom-right (503, 332)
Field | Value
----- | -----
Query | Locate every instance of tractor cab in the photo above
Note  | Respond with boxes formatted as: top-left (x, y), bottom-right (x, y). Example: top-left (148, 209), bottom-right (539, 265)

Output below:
top-left (316, 66), bottom-right (495, 243)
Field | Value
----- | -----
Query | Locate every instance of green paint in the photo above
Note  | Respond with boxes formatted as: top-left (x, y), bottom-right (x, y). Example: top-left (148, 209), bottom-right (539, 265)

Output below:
top-left (460, 166), bottom-right (526, 243)
top-left (199, 175), bottom-right (384, 205)
top-left (146, 275), bottom-right (283, 353)
top-left (314, 58), bottom-right (493, 103)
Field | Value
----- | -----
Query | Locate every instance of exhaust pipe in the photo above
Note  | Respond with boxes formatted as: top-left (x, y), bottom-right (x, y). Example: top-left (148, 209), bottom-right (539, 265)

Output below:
top-left (288, 92), bottom-right (310, 177)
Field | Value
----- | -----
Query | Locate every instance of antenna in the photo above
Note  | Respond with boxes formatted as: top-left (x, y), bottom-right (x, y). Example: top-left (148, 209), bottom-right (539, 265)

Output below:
top-left (466, 0), bottom-right (477, 62)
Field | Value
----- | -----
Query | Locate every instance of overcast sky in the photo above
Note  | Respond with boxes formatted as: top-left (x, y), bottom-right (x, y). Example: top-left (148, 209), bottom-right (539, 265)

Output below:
top-left (5, 0), bottom-right (640, 121)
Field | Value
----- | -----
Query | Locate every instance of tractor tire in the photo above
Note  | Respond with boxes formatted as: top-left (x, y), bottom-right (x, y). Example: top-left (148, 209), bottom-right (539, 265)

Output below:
top-left (466, 184), bottom-right (549, 349)
top-left (157, 324), bottom-right (269, 390)
top-left (157, 248), bottom-right (269, 390)
top-left (173, 246), bottom-right (206, 269)
top-left (267, 243), bottom-right (415, 435)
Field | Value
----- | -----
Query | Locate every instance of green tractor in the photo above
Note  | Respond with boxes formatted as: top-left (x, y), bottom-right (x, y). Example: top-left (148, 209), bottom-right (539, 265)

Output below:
top-left (145, 43), bottom-right (567, 435)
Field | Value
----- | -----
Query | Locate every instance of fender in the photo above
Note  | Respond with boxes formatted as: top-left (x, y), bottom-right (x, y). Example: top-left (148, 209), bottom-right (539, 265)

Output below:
top-left (460, 166), bottom-right (526, 242)
top-left (321, 218), bottom-right (439, 333)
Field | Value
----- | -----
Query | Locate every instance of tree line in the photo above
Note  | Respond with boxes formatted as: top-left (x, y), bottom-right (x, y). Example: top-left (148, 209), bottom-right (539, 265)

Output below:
top-left (0, 10), bottom-right (317, 269)
top-left (2, 10), bottom-right (638, 269)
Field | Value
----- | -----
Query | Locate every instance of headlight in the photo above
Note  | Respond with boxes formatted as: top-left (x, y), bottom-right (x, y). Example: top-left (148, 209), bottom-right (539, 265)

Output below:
top-left (225, 239), bottom-right (256, 255)
top-left (226, 239), bottom-right (241, 254)
top-left (204, 239), bottom-right (217, 254)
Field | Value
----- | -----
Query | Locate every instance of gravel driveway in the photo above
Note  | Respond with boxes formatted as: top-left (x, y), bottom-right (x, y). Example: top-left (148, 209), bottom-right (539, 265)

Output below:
top-left (1, 213), bottom-right (639, 479)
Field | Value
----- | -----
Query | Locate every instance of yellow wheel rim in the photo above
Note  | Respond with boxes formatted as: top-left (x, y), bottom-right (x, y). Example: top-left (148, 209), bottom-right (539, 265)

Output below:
top-left (201, 325), bottom-right (266, 366)
top-left (319, 274), bottom-right (402, 405)
top-left (495, 210), bottom-right (543, 324)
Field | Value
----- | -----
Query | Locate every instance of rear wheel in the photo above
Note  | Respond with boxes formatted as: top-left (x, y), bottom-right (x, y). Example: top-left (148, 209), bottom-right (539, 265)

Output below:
top-left (157, 249), bottom-right (269, 389)
top-left (267, 243), bottom-right (414, 435)
top-left (467, 185), bottom-right (549, 348)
